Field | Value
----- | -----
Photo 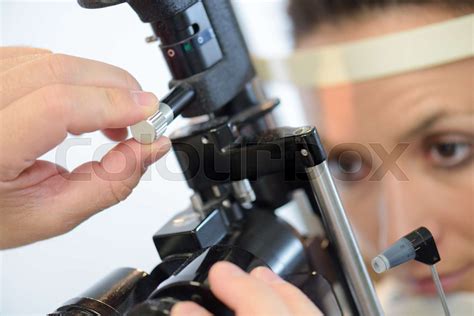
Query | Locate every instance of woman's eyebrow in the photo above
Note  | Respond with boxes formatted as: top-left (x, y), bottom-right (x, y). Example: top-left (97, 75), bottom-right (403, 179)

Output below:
top-left (399, 110), bottom-right (446, 140)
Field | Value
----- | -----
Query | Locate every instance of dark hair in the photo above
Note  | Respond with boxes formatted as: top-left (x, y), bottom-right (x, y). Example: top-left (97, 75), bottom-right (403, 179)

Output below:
top-left (288, 0), bottom-right (474, 39)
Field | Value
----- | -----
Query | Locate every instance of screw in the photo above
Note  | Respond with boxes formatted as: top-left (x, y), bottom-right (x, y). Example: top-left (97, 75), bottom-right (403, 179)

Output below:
top-left (320, 238), bottom-right (330, 249)
top-left (145, 35), bottom-right (158, 43)
top-left (222, 200), bottom-right (231, 208)
top-left (167, 49), bottom-right (175, 58)
top-left (293, 126), bottom-right (312, 136)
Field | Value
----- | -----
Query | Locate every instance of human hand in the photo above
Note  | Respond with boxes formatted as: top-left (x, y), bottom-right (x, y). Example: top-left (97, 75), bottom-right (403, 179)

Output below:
top-left (0, 47), bottom-right (170, 249)
top-left (171, 261), bottom-right (322, 316)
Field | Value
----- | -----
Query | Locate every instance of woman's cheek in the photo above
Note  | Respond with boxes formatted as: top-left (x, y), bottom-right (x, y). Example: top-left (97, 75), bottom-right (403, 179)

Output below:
top-left (339, 186), bottom-right (381, 257)
top-left (435, 166), bottom-right (474, 253)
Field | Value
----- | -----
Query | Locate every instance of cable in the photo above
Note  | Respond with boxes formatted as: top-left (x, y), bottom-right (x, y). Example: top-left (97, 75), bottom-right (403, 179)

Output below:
top-left (430, 265), bottom-right (451, 316)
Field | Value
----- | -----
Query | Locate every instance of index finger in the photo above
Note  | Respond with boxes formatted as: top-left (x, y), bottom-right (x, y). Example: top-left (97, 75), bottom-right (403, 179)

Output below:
top-left (0, 47), bottom-right (52, 73)
top-left (0, 47), bottom-right (51, 59)
top-left (251, 267), bottom-right (323, 316)
top-left (0, 85), bottom-right (158, 181)
top-left (0, 53), bottom-right (141, 108)
top-left (208, 262), bottom-right (290, 315)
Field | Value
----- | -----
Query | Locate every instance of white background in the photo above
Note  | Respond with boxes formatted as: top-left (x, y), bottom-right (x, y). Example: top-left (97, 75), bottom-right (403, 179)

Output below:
top-left (0, 1), bottom-right (306, 315)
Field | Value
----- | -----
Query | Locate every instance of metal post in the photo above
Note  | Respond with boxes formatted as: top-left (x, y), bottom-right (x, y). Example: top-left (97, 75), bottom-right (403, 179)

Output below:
top-left (306, 161), bottom-right (384, 316)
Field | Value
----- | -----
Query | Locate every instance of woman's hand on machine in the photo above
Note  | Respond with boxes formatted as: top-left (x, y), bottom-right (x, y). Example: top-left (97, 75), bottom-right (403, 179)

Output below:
top-left (171, 261), bottom-right (322, 316)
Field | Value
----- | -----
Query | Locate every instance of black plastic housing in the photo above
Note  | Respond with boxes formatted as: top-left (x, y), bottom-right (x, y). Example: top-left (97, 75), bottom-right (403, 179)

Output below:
top-left (405, 226), bottom-right (441, 265)
top-left (153, 208), bottom-right (229, 259)
top-left (129, 0), bottom-right (256, 117)
top-left (171, 123), bottom-right (326, 192)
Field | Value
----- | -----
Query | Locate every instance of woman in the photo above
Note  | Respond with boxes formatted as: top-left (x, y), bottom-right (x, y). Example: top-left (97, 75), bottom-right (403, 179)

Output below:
top-left (287, 0), bottom-right (473, 314)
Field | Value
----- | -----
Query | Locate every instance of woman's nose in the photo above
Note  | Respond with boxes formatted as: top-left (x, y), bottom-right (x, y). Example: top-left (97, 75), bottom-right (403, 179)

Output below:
top-left (376, 175), bottom-right (440, 249)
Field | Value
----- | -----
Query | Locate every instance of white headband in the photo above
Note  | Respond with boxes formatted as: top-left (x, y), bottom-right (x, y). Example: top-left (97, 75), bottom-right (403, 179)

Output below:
top-left (253, 14), bottom-right (474, 87)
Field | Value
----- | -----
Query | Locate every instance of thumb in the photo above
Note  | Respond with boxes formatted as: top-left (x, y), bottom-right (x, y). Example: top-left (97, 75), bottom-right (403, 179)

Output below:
top-left (55, 137), bottom-right (171, 227)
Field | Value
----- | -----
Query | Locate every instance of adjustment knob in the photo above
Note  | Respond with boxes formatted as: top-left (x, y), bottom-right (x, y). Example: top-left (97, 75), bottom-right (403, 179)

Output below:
top-left (131, 103), bottom-right (174, 144)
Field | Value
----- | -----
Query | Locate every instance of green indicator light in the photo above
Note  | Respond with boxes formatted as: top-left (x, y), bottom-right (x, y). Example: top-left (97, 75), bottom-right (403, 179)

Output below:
top-left (183, 42), bottom-right (193, 52)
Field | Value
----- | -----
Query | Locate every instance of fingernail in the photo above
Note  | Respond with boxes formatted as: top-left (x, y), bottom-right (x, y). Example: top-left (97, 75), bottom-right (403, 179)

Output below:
top-left (131, 90), bottom-right (158, 107)
top-left (253, 267), bottom-right (283, 284)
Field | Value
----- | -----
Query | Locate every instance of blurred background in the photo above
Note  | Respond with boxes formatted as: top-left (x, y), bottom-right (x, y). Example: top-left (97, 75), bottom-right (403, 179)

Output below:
top-left (0, 0), bottom-right (308, 314)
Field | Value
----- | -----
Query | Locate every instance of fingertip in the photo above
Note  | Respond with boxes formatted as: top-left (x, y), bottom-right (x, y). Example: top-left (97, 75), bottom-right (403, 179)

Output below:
top-left (251, 266), bottom-right (283, 284)
top-left (171, 301), bottom-right (211, 316)
top-left (153, 136), bottom-right (172, 153)
top-left (208, 262), bottom-right (248, 296)
top-left (141, 137), bottom-right (171, 168)
top-left (130, 90), bottom-right (159, 116)
top-left (102, 128), bottom-right (128, 142)
top-left (209, 261), bottom-right (245, 283)
top-left (209, 262), bottom-right (287, 314)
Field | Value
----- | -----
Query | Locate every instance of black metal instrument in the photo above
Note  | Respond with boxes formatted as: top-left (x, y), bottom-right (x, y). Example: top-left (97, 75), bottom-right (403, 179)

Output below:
top-left (51, 1), bottom-right (382, 315)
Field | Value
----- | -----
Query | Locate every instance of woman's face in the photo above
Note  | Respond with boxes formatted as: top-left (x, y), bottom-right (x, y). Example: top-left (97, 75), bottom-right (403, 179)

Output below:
top-left (300, 7), bottom-right (474, 294)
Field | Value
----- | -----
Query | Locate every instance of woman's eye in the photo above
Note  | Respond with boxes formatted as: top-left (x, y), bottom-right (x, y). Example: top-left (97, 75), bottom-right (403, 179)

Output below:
top-left (329, 150), bottom-right (370, 182)
top-left (425, 135), bottom-right (473, 168)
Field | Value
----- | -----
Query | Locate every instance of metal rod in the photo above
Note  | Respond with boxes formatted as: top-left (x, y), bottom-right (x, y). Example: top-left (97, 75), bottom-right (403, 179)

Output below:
top-left (431, 265), bottom-right (451, 316)
top-left (306, 161), bottom-right (383, 316)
